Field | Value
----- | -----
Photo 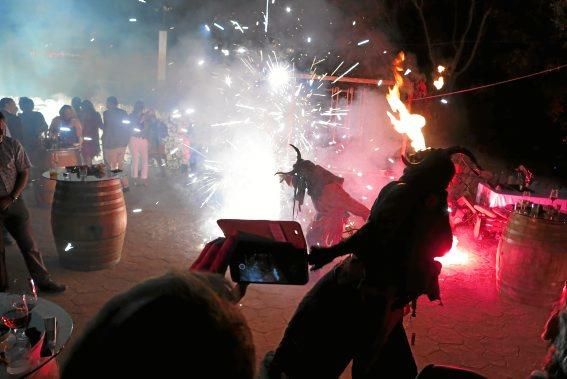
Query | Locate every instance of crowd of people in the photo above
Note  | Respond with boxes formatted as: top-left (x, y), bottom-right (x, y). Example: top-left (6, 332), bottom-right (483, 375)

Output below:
top-left (0, 95), bottom-right (179, 296)
top-left (0, 95), bottom-right (175, 188)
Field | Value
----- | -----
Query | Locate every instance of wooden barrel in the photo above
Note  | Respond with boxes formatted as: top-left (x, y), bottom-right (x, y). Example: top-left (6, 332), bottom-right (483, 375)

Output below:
top-left (34, 148), bottom-right (81, 208)
top-left (496, 212), bottom-right (567, 306)
top-left (33, 178), bottom-right (56, 209)
top-left (51, 177), bottom-right (127, 271)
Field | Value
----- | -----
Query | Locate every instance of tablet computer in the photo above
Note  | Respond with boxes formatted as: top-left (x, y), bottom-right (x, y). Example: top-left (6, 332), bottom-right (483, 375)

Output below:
top-left (217, 220), bottom-right (308, 285)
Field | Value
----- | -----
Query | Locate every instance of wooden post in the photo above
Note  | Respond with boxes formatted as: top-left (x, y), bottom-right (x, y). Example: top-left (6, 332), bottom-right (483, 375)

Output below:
top-left (157, 31), bottom-right (168, 83)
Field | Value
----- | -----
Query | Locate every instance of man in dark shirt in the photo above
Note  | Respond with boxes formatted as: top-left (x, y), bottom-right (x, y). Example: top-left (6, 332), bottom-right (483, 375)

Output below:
top-left (71, 97), bottom-right (82, 119)
top-left (0, 98), bottom-right (24, 142)
top-left (0, 112), bottom-right (65, 293)
top-left (18, 97), bottom-right (48, 166)
top-left (102, 96), bottom-right (130, 190)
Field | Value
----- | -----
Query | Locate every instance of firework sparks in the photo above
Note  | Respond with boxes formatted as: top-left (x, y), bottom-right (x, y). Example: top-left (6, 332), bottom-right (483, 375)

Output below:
top-left (268, 63), bottom-right (292, 91)
top-left (264, 0), bottom-right (270, 32)
top-left (210, 120), bottom-right (247, 127)
top-left (225, 75), bottom-right (232, 87)
top-left (330, 61), bottom-right (344, 76)
top-left (230, 20), bottom-right (246, 33)
top-left (332, 62), bottom-right (360, 84)
top-left (181, 2), bottom-right (383, 238)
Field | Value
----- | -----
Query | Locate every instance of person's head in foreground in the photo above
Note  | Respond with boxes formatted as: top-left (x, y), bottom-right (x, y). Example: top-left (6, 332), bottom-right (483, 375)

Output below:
top-left (62, 271), bottom-right (255, 379)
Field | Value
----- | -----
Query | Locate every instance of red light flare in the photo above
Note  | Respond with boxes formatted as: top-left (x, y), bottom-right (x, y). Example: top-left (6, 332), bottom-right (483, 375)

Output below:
top-left (435, 236), bottom-right (472, 266)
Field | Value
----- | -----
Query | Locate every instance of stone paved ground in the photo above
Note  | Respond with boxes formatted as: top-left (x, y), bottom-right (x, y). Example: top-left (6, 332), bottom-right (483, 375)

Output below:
top-left (9, 176), bottom-right (549, 378)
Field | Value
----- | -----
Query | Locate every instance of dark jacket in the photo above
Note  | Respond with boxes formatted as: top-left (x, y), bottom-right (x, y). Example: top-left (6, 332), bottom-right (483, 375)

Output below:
top-left (102, 108), bottom-right (130, 149)
top-left (19, 111), bottom-right (48, 152)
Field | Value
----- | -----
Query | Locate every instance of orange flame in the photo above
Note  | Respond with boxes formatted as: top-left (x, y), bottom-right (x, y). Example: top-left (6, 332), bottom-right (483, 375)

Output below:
top-left (433, 65), bottom-right (446, 90)
top-left (385, 52), bottom-right (427, 152)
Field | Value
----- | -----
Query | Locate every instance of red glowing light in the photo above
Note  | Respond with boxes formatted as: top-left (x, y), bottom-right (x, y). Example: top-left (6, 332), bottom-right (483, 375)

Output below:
top-left (435, 236), bottom-right (470, 266)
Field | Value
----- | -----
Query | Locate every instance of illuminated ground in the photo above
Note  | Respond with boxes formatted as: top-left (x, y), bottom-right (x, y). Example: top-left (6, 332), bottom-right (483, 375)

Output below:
top-left (11, 175), bottom-right (548, 378)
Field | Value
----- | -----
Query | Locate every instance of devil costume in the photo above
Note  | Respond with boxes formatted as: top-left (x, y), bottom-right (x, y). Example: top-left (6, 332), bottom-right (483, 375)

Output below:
top-left (268, 147), bottom-right (482, 379)
top-left (276, 145), bottom-right (370, 247)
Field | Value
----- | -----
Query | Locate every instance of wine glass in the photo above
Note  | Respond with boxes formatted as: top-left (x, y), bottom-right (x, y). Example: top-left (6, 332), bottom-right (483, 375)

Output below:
top-left (2, 279), bottom-right (37, 338)
top-left (1, 292), bottom-right (29, 342)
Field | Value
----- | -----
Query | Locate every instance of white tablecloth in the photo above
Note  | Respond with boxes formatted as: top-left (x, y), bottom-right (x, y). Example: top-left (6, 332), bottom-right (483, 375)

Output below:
top-left (476, 182), bottom-right (567, 211)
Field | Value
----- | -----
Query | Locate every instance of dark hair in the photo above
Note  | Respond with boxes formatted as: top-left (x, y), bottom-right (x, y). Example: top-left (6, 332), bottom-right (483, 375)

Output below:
top-left (0, 112), bottom-right (4, 121)
top-left (62, 271), bottom-right (255, 379)
top-left (71, 97), bottom-right (82, 107)
top-left (81, 100), bottom-right (96, 113)
top-left (19, 97), bottom-right (34, 112)
top-left (59, 105), bottom-right (73, 117)
top-left (0, 98), bottom-right (14, 110)
top-left (106, 96), bottom-right (118, 106)
top-left (133, 100), bottom-right (145, 114)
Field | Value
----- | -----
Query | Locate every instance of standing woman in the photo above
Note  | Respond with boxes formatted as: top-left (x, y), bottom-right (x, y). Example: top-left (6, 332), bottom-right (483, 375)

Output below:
top-left (129, 108), bottom-right (151, 186)
top-left (49, 105), bottom-right (83, 148)
top-left (79, 100), bottom-right (102, 164)
top-left (148, 112), bottom-right (168, 177)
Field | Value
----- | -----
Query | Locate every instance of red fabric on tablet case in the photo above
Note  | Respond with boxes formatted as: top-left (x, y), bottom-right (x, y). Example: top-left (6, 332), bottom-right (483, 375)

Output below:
top-left (210, 236), bottom-right (238, 273)
top-left (191, 238), bottom-right (225, 271)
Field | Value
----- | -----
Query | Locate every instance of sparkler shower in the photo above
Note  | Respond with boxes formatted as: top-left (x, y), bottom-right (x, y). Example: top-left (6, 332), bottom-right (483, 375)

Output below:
top-left (157, 1), bottom-right (405, 238)
top-left (1, 0), bottom-right (422, 238)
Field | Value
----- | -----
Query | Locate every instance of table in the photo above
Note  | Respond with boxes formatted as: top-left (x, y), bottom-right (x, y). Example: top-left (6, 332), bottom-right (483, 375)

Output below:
top-left (43, 169), bottom-right (127, 271)
top-left (476, 182), bottom-right (567, 211)
top-left (0, 297), bottom-right (73, 378)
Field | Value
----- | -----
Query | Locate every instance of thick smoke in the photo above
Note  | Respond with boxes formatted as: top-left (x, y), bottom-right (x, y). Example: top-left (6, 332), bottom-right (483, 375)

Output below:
top-left (2, 0), bottom-right (408, 237)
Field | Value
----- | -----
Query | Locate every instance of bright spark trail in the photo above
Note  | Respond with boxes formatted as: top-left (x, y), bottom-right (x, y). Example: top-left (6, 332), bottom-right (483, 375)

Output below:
top-left (332, 62), bottom-right (360, 83)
